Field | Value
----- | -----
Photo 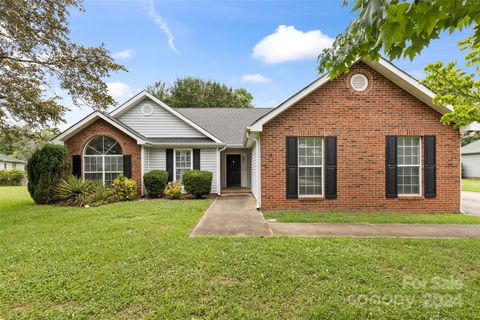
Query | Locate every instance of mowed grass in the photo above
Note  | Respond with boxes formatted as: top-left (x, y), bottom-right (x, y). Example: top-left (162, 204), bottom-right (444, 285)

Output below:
top-left (463, 178), bottom-right (480, 192)
top-left (1, 187), bottom-right (480, 319)
top-left (264, 211), bottom-right (480, 224)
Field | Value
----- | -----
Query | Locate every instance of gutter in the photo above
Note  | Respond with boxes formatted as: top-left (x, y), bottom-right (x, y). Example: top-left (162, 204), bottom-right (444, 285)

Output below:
top-left (217, 144), bottom-right (227, 195)
top-left (246, 130), bottom-right (261, 209)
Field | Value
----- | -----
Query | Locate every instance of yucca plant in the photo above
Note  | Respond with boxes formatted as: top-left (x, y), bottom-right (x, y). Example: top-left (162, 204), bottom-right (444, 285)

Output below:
top-left (90, 182), bottom-right (114, 207)
top-left (55, 175), bottom-right (93, 207)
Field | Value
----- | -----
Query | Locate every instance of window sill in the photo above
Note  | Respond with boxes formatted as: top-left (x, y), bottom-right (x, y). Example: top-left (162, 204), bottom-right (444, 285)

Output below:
top-left (397, 195), bottom-right (423, 200)
top-left (298, 196), bottom-right (325, 201)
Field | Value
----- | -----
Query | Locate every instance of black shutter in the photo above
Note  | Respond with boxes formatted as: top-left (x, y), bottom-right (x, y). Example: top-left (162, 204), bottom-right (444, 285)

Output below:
top-left (72, 155), bottom-right (81, 178)
top-left (325, 136), bottom-right (337, 199)
top-left (193, 149), bottom-right (201, 170)
top-left (166, 149), bottom-right (173, 182)
top-left (286, 136), bottom-right (298, 199)
top-left (385, 136), bottom-right (398, 198)
top-left (424, 135), bottom-right (436, 198)
top-left (123, 155), bottom-right (132, 178)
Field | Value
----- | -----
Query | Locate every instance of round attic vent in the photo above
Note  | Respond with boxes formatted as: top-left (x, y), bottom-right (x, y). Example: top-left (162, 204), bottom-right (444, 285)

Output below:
top-left (350, 74), bottom-right (368, 91)
top-left (142, 104), bottom-right (153, 116)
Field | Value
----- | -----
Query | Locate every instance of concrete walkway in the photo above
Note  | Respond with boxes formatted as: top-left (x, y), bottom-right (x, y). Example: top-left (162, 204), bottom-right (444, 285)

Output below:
top-left (191, 194), bottom-right (480, 238)
top-left (269, 222), bottom-right (480, 238)
top-left (462, 191), bottom-right (480, 216)
top-left (191, 194), bottom-right (271, 236)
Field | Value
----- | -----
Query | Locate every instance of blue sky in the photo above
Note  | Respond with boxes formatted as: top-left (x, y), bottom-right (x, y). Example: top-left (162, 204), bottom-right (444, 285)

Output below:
top-left (62, 0), bottom-right (472, 128)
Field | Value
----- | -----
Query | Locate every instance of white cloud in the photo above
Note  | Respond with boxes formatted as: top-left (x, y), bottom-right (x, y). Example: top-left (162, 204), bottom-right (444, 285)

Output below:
top-left (107, 82), bottom-right (134, 100)
top-left (113, 49), bottom-right (135, 60)
top-left (252, 25), bottom-right (334, 64)
top-left (241, 73), bottom-right (272, 84)
top-left (143, 0), bottom-right (179, 54)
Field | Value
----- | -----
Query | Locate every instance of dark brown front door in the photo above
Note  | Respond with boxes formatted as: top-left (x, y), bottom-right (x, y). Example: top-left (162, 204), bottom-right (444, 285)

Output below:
top-left (226, 154), bottom-right (241, 187)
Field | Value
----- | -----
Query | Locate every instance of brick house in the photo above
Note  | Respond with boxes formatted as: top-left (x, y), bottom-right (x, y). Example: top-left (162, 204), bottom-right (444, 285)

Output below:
top-left (53, 58), bottom-right (461, 212)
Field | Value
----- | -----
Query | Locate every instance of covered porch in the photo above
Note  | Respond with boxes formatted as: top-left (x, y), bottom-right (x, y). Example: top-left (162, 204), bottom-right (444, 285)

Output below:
top-left (219, 147), bottom-right (252, 194)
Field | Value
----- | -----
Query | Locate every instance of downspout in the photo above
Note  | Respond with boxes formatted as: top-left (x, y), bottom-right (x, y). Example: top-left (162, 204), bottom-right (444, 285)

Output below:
top-left (246, 130), bottom-right (261, 209)
top-left (217, 145), bottom-right (227, 195)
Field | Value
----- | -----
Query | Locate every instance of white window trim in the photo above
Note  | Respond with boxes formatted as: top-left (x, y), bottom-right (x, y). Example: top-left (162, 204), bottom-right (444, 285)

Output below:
top-left (297, 137), bottom-right (324, 198)
top-left (173, 148), bottom-right (193, 181)
top-left (82, 137), bottom-right (123, 185)
top-left (398, 137), bottom-right (422, 197)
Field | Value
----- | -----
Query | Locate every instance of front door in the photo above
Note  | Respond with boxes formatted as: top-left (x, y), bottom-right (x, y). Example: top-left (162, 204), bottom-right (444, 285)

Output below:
top-left (226, 154), bottom-right (241, 187)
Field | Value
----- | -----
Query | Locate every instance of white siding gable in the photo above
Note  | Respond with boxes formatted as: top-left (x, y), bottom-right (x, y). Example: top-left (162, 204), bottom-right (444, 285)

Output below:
top-left (118, 98), bottom-right (206, 138)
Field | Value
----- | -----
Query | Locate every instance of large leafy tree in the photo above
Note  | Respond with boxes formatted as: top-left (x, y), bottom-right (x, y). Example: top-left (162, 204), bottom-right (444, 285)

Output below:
top-left (319, 0), bottom-right (480, 77)
top-left (147, 77), bottom-right (253, 108)
top-left (0, 0), bottom-right (125, 132)
top-left (422, 37), bottom-right (480, 128)
top-left (318, 0), bottom-right (480, 127)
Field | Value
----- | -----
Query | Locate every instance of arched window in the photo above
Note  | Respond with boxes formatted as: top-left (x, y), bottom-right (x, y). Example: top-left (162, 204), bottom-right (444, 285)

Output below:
top-left (84, 136), bottom-right (123, 185)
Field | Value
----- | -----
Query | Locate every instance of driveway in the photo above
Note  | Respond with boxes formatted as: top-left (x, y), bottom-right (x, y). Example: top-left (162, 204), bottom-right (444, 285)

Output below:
top-left (462, 191), bottom-right (480, 215)
top-left (191, 194), bottom-right (271, 236)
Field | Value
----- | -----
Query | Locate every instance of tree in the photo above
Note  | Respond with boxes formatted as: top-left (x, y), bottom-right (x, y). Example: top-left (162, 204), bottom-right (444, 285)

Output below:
top-left (0, 0), bottom-right (125, 132)
top-left (147, 77), bottom-right (253, 108)
top-left (421, 37), bottom-right (480, 128)
top-left (0, 125), bottom-right (58, 160)
top-left (318, 0), bottom-right (480, 77)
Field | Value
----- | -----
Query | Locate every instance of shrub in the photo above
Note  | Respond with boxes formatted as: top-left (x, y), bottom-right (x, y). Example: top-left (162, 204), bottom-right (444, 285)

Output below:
top-left (55, 175), bottom-right (93, 207)
top-left (89, 182), bottom-right (114, 207)
top-left (182, 170), bottom-right (213, 198)
top-left (165, 181), bottom-right (182, 199)
top-left (27, 144), bottom-right (69, 204)
top-left (0, 169), bottom-right (26, 186)
top-left (143, 170), bottom-right (168, 197)
top-left (111, 175), bottom-right (137, 201)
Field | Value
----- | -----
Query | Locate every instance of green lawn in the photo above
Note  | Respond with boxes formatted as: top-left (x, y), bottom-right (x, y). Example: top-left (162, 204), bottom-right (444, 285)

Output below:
top-left (463, 178), bottom-right (480, 192)
top-left (1, 187), bottom-right (480, 319)
top-left (264, 211), bottom-right (480, 224)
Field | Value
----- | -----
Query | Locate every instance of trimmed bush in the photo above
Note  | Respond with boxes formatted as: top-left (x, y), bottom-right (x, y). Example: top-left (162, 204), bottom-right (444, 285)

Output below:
top-left (143, 170), bottom-right (168, 197)
top-left (27, 144), bottom-right (69, 204)
top-left (0, 169), bottom-right (26, 186)
top-left (55, 175), bottom-right (93, 207)
top-left (182, 170), bottom-right (213, 198)
top-left (165, 181), bottom-right (182, 199)
top-left (112, 175), bottom-right (137, 201)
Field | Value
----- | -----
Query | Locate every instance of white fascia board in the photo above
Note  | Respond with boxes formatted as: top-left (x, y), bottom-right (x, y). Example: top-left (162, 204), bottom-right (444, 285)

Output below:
top-left (109, 90), bottom-right (224, 144)
top-left (52, 111), bottom-right (147, 145)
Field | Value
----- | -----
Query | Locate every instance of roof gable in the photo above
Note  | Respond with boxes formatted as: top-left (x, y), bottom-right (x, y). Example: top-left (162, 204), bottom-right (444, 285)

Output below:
top-left (248, 58), bottom-right (452, 132)
top-left (110, 91), bottom-right (223, 143)
top-left (52, 111), bottom-right (148, 145)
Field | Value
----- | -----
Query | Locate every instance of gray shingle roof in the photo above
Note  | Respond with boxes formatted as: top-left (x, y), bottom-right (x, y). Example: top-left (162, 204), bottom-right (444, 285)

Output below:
top-left (461, 139), bottom-right (480, 155)
top-left (0, 154), bottom-right (26, 163)
top-left (176, 108), bottom-right (273, 145)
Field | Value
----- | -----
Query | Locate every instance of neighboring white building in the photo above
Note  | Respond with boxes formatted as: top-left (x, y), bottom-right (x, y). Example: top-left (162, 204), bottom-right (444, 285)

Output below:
top-left (0, 154), bottom-right (26, 171)
top-left (461, 140), bottom-right (480, 178)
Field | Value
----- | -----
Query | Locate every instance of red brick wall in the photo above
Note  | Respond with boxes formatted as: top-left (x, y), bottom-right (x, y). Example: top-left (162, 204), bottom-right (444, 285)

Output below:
top-left (64, 119), bottom-right (142, 193)
top-left (261, 62), bottom-right (460, 212)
